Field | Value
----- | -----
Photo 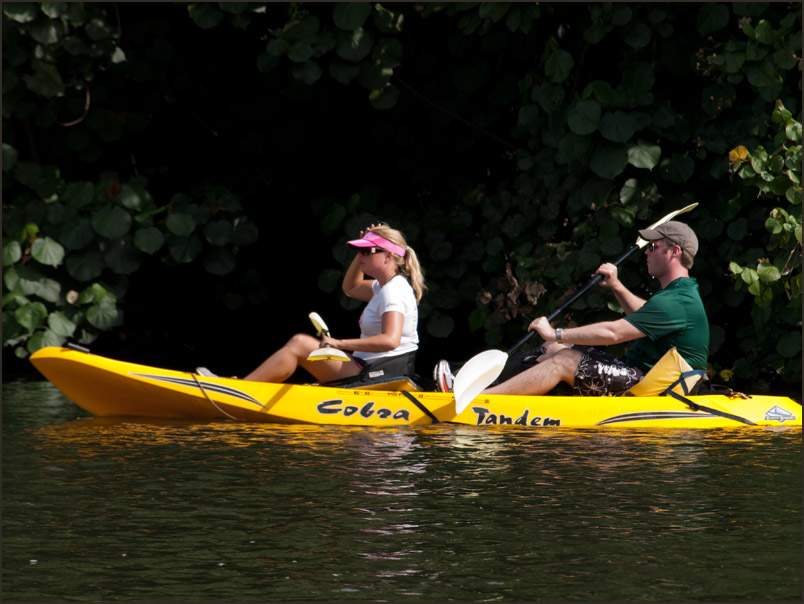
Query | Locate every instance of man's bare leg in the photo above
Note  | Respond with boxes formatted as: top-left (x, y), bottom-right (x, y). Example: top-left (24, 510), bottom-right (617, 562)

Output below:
top-left (483, 346), bottom-right (582, 396)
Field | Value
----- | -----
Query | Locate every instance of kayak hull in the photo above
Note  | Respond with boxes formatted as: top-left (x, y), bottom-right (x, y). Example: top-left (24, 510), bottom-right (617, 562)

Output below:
top-left (29, 347), bottom-right (802, 429)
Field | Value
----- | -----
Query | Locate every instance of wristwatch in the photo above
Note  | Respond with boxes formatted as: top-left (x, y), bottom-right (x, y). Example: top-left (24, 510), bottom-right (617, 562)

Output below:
top-left (555, 327), bottom-right (563, 343)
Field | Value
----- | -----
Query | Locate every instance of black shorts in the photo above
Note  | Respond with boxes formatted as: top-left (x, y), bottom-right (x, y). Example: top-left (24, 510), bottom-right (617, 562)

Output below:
top-left (355, 351), bottom-right (417, 382)
top-left (572, 347), bottom-right (644, 396)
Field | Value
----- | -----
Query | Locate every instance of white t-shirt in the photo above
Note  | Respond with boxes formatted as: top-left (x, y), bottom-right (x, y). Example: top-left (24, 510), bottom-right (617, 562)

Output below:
top-left (353, 275), bottom-right (418, 362)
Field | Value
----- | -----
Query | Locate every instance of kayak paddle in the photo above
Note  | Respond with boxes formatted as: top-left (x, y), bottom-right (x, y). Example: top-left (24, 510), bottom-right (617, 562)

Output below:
top-left (453, 202), bottom-right (699, 413)
top-left (306, 312), bottom-right (351, 362)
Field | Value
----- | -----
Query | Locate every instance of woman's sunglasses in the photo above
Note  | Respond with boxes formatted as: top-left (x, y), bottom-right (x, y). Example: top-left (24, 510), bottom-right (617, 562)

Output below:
top-left (358, 247), bottom-right (387, 256)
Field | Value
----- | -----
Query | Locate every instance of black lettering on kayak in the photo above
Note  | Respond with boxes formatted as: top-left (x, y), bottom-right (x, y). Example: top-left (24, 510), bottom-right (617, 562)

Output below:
top-left (317, 400), bottom-right (343, 415)
top-left (472, 406), bottom-right (489, 425)
top-left (470, 406), bottom-right (561, 427)
top-left (317, 399), bottom-right (401, 420)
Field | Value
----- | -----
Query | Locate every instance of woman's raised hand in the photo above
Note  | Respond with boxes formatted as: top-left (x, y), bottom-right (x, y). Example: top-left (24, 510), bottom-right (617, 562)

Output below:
top-left (360, 223), bottom-right (378, 238)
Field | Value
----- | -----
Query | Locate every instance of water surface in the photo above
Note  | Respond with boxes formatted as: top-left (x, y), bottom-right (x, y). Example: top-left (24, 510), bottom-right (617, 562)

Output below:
top-left (3, 379), bottom-right (801, 602)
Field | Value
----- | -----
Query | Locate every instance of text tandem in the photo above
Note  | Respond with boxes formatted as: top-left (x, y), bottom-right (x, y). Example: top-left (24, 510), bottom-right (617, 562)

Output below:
top-left (471, 406), bottom-right (561, 427)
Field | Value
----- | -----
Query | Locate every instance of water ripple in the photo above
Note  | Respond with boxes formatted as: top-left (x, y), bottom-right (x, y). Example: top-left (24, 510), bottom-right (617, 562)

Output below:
top-left (3, 380), bottom-right (801, 601)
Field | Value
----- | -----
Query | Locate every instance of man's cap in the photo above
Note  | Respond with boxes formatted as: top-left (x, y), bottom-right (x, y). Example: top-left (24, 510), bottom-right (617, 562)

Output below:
top-left (638, 221), bottom-right (698, 256)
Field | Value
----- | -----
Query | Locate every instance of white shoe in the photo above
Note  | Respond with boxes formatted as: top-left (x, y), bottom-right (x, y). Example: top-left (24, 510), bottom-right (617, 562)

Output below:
top-left (433, 360), bottom-right (454, 393)
top-left (196, 367), bottom-right (218, 378)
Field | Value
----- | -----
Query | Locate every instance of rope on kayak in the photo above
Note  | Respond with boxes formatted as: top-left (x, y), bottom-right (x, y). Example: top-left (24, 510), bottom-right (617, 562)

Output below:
top-left (191, 373), bottom-right (239, 420)
top-left (400, 390), bottom-right (439, 424)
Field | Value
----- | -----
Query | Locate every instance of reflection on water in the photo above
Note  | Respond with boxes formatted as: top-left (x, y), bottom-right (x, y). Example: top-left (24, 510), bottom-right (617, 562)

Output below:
top-left (3, 379), bottom-right (802, 602)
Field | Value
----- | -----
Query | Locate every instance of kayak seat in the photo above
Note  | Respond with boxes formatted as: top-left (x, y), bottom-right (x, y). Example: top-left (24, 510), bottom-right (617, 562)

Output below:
top-left (622, 347), bottom-right (706, 398)
top-left (316, 374), bottom-right (426, 392)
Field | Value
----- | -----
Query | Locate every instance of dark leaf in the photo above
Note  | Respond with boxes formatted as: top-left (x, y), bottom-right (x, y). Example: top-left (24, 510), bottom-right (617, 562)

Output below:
top-left (333, 3), bottom-right (372, 31)
top-left (697, 3), bottom-right (730, 36)
top-left (567, 100), bottom-right (601, 135)
top-left (92, 206), bottom-right (132, 238)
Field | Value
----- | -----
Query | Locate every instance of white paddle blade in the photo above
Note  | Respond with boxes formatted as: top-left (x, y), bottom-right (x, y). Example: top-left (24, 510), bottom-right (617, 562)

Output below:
top-left (453, 349), bottom-right (508, 414)
top-left (308, 312), bottom-right (330, 337)
top-left (635, 202), bottom-right (699, 248)
top-left (307, 347), bottom-right (351, 362)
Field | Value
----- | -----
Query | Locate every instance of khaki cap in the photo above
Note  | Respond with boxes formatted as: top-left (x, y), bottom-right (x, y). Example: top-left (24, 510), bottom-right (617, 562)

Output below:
top-left (638, 221), bottom-right (698, 256)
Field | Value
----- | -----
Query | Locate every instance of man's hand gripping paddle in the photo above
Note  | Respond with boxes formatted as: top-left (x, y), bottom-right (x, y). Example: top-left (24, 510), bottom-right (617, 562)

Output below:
top-left (452, 203), bottom-right (699, 414)
top-left (306, 312), bottom-right (351, 362)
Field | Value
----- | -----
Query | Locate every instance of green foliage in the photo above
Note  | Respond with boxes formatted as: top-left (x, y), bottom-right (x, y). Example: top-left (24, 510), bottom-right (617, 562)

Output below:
top-left (256, 1), bottom-right (406, 107)
top-left (3, 2), bottom-right (802, 394)
top-left (3, 3), bottom-right (262, 357)
top-left (1, 150), bottom-right (259, 356)
top-left (3, 2), bottom-right (126, 121)
top-left (726, 102), bottom-right (802, 387)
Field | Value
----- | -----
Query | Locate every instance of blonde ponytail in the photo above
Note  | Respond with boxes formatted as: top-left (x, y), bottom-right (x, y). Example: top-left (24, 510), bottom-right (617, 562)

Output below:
top-left (401, 246), bottom-right (427, 303)
top-left (368, 224), bottom-right (427, 304)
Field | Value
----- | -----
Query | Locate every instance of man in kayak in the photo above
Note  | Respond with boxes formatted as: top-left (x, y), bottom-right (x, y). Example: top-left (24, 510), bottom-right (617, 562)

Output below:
top-left (435, 221), bottom-right (709, 396)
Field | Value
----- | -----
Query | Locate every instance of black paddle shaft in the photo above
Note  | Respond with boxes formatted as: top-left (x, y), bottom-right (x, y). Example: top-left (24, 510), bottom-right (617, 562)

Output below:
top-left (507, 242), bottom-right (643, 356)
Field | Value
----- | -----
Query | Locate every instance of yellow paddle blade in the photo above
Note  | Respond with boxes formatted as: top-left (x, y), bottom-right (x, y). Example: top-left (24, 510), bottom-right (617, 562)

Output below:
top-left (635, 202), bottom-right (698, 248)
top-left (308, 312), bottom-right (330, 337)
top-left (307, 347), bottom-right (351, 362)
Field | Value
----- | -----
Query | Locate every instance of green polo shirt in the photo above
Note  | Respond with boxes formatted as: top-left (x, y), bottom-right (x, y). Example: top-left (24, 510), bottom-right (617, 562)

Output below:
top-left (624, 277), bottom-right (709, 371)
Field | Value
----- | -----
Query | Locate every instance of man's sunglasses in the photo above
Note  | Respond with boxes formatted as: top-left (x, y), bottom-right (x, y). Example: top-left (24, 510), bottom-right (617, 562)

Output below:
top-left (647, 240), bottom-right (680, 252)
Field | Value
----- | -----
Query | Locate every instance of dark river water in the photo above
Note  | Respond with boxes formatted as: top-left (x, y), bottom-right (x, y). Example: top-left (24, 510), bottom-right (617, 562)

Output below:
top-left (3, 379), bottom-right (801, 602)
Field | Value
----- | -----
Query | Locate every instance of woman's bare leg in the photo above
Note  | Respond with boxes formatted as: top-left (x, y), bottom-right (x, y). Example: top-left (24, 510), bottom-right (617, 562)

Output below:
top-left (243, 333), bottom-right (362, 383)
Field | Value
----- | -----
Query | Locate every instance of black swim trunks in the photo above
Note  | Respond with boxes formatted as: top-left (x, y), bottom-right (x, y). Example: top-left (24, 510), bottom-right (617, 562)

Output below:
top-left (572, 347), bottom-right (644, 396)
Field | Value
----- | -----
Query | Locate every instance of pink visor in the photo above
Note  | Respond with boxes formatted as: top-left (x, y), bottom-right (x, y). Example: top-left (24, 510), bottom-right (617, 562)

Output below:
top-left (347, 231), bottom-right (406, 257)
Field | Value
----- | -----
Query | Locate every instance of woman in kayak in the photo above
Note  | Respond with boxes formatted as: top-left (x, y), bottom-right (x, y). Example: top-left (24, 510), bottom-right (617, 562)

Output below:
top-left (199, 223), bottom-right (426, 383)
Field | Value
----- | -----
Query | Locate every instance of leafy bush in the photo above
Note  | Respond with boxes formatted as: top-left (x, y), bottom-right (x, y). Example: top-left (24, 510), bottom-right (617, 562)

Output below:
top-left (3, 2), bottom-right (801, 395)
top-left (726, 102), bottom-right (802, 387)
top-left (2, 148), bottom-right (259, 357)
top-left (2, 2), bottom-right (261, 358)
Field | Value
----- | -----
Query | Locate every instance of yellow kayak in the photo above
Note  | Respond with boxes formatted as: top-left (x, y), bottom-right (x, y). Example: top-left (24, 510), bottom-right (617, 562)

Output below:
top-left (29, 346), bottom-right (801, 429)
